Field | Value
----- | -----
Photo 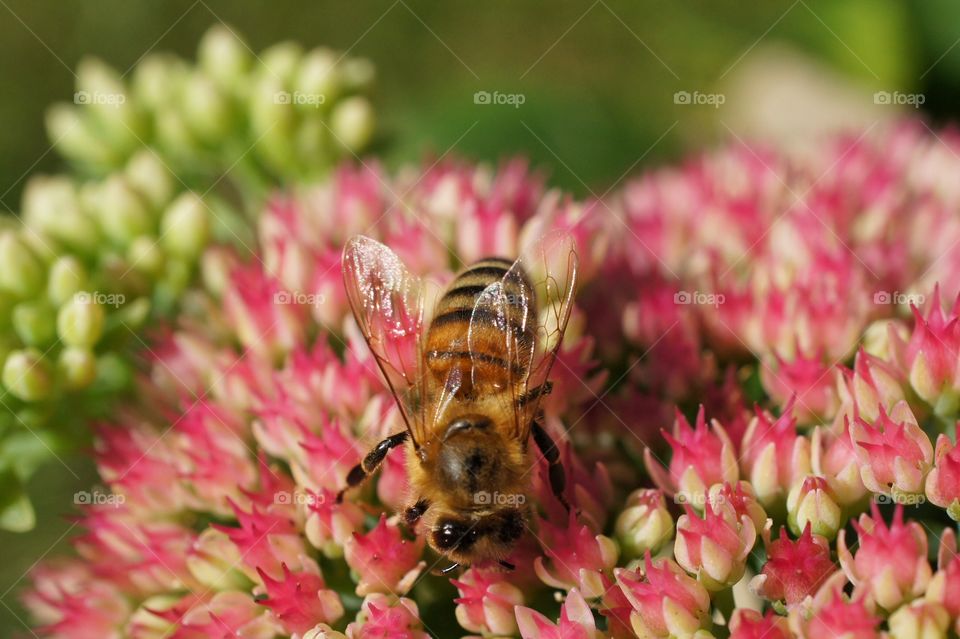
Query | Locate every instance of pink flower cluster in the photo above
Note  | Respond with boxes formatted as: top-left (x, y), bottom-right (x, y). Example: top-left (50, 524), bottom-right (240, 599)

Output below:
top-left (22, 123), bottom-right (960, 639)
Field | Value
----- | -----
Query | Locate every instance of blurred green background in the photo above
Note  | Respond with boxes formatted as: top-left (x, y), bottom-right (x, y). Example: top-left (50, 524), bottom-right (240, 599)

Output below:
top-left (1, 0), bottom-right (959, 634)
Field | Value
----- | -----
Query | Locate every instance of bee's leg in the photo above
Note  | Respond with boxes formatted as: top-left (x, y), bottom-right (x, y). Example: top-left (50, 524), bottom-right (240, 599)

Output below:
top-left (531, 417), bottom-right (571, 513)
top-left (518, 381), bottom-right (553, 406)
top-left (337, 431), bottom-right (409, 503)
top-left (403, 498), bottom-right (429, 526)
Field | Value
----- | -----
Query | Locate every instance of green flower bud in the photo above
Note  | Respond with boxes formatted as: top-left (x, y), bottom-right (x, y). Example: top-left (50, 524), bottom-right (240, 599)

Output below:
top-left (182, 72), bottom-right (234, 144)
top-left (198, 24), bottom-right (250, 91)
top-left (22, 176), bottom-right (100, 253)
top-left (124, 151), bottom-right (175, 210)
top-left (94, 176), bottom-right (154, 246)
top-left (57, 347), bottom-right (97, 390)
top-left (12, 301), bottom-right (57, 347)
top-left (115, 297), bottom-right (151, 329)
top-left (296, 48), bottom-right (340, 104)
top-left (250, 76), bottom-right (297, 173)
top-left (161, 192), bottom-right (209, 258)
top-left (259, 41), bottom-right (303, 84)
top-left (126, 236), bottom-right (165, 276)
top-left (75, 57), bottom-right (142, 149)
top-left (132, 53), bottom-right (186, 110)
top-left (2, 349), bottom-right (53, 402)
top-left (153, 107), bottom-right (201, 160)
top-left (57, 294), bottom-right (106, 347)
top-left (330, 96), bottom-right (375, 153)
top-left (45, 104), bottom-right (119, 168)
top-left (201, 247), bottom-right (235, 298)
top-left (0, 231), bottom-right (45, 297)
top-left (47, 256), bottom-right (88, 306)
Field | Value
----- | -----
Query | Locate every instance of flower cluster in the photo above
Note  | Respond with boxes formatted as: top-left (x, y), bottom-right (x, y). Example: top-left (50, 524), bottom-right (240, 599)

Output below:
top-left (0, 25), bottom-right (378, 531)
top-left (22, 123), bottom-right (960, 639)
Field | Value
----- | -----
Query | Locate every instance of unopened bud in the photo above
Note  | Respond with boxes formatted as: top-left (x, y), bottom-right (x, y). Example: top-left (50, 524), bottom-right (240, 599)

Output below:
top-left (330, 96), bottom-right (375, 153)
top-left (45, 104), bottom-right (119, 168)
top-left (198, 24), bottom-right (251, 90)
top-left (22, 175), bottom-right (100, 253)
top-left (95, 176), bottom-right (154, 246)
top-left (787, 476), bottom-right (842, 540)
top-left (12, 301), bottom-right (57, 347)
top-left (296, 48), bottom-right (340, 102)
top-left (47, 257), bottom-right (89, 306)
top-left (124, 150), bottom-right (175, 210)
top-left (614, 489), bottom-right (674, 559)
top-left (127, 236), bottom-right (165, 277)
top-left (2, 349), bottom-right (53, 402)
top-left (0, 231), bottom-right (45, 297)
top-left (57, 295), bottom-right (106, 347)
top-left (181, 71), bottom-right (234, 144)
top-left (58, 347), bottom-right (97, 390)
top-left (161, 192), bottom-right (209, 258)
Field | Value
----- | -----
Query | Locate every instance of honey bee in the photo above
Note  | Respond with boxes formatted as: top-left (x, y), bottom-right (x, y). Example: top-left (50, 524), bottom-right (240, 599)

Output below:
top-left (337, 233), bottom-right (578, 571)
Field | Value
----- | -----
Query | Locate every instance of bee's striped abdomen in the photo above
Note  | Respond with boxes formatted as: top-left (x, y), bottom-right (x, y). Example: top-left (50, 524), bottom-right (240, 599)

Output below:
top-left (425, 257), bottom-right (535, 391)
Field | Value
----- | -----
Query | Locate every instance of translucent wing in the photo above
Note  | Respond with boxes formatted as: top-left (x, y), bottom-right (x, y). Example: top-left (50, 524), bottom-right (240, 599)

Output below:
top-left (466, 231), bottom-right (579, 441)
top-left (342, 236), bottom-right (428, 445)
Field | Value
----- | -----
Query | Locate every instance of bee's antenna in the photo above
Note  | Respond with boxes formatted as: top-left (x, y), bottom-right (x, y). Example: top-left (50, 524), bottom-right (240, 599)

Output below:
top-left (438, 563), bottom-right (461, 575)
top-left (498, 560), bottom-right (516, 571)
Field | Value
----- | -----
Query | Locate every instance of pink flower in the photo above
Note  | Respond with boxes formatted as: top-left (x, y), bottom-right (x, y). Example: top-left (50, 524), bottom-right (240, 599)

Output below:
top-left (673, 501), bottom-right (756, 591)
top-left (304, 488), bottom-right (366, 558)
top-left (346, 594), bottom-right (430, 639)
top-left (707, 481), bottom-right (767, 534)
top-left (728, 609), bottom-right (791, 639)
top-left (739, 398), bottom-right (811, 508)
top-left (222, 264), bottom-right (308, 361)
top-left (793, 576), bottom-right (882, 639)
top-left (138, 591), bottom-right (280, 638)
top-left (645, 406), bottom-right (738, 505)
top-left (890, 285), bottom-right (960, 404)
top-left (760, 349), bottom-right (839, 424)
top-left (213, 499), bottom-right (307, 581)
top-left (343, 515), bottom-right (425, 596)
top-left (849, 400), bottom-right (933, 496)
top-left (22, 562), bottom-right (129, 639)
top-left (453, 566), bottom-right (524, 636)
top-left (838, 503), bottom-right (932, 610)
top-left (836, 348), bottom-right (905, 422)
top-left (926, 528), bottom-right (960, 621)
top-left (515, 589), bottom-right (601, 639)
top-left (926, 434), bottom-right (960, 519)
top-left (616, 553), bottom-right (711, 638)
top-left (255, 563), bottom-right (343, 634)
top-left (811, 419), bottom-right (868, 506)
top-left (533, 513), bottom-right (619, 598)
top-left (750, 523), bottom-right (836, 607)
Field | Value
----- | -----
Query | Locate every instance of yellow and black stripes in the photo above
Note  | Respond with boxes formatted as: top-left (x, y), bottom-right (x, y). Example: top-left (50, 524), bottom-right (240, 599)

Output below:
top-left (425, 257), bottom-right (536, 390)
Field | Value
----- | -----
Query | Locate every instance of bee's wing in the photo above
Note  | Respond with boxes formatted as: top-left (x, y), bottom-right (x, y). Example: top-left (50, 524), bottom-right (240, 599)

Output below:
top-left (342, 235), bottom-right (429, 445)
top-left (467, 231), bottom-right (579, 441)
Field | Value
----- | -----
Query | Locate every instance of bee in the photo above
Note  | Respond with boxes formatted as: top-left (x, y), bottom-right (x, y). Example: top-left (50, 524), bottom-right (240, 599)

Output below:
top-left (337, 233), bottom-right (578, 571)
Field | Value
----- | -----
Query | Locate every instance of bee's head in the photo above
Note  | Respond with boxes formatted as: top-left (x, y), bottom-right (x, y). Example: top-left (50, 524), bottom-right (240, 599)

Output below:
top-left (430, 507), bottom-right (525, 562)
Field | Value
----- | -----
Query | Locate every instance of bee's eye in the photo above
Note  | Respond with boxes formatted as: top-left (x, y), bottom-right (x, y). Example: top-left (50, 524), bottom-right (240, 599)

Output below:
top-left (434, 520), bottom-right (476, 551)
